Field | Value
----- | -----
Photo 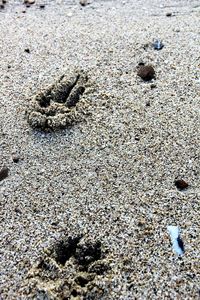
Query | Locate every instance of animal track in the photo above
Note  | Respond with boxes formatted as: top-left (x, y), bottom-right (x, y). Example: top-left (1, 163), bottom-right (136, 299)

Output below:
top-left (26, 235), bottom-right (111, 299)
top-left (26, 70), bottom-right (89, 130)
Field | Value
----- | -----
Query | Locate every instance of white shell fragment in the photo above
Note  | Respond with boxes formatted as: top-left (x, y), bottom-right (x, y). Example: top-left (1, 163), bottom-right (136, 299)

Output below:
top-left (167, 226), bottom-right (185, 256)
top-left (153, 39), bottom-right (164, 50)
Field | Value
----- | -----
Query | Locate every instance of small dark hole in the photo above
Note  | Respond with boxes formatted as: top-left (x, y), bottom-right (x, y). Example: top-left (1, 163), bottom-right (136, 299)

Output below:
top-left (38, 96), bottom-right (50, 108)
top-left (13, 156), bottom-right (20, 163)
top-left (75, 275), bottom-right (90, 287)
top-left (71, 289), bottom-right (78, 297)
top-left (153, 288), bottom-right (157, 295)
top-left (67, 86), bottom-right (85, 108)
top-left (75, 241), bottom-right (102, 267)
top-left (54, 236), bottom-right (82, 265)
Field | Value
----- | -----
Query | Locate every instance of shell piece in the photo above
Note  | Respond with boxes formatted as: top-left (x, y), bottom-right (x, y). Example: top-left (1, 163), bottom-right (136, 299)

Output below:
top-left (153, 39), bottom-right (164, 50)
top-left (167, 226), bottom-right (184, 255)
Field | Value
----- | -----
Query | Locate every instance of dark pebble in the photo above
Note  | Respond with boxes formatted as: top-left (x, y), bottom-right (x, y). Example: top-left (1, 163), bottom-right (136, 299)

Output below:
top-left (24, 48), bottom-right (30, 53)
top-left (137, 65), bottom-right (155, 81)
top-left (0, 167), bottom-right (9, 181)
top-left (166, 12), bottom-right (172, 17)
top-left (39, 4), bottom-right (45, 9)
top-left (175, 179), bottom-right (189, 190)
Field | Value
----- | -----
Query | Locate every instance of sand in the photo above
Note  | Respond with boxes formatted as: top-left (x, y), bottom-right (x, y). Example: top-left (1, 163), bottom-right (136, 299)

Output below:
top-left (0, 0), bottom-right (200, 299)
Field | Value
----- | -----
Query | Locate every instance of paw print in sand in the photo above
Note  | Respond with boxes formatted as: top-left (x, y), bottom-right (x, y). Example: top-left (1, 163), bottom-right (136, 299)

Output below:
top-left (26, 70), bottom-right (89, 130)
top-left (25, 235), bottom-right (111, 299)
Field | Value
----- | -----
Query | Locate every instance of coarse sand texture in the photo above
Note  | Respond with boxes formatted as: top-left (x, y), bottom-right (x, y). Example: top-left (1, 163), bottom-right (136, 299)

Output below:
top-left (0, 0), bottom-right (200, 299)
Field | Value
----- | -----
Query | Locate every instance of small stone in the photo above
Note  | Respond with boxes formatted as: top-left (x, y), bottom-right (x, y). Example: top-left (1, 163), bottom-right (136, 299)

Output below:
top-left (174, 179), bottom-right (189, 191)
top-left (137, 65), bottom-right (155, 81)
top-left (79, 0), bottom-right (89, 6)
top-left (0, 167), bottom-right (9, 181)
top-left (24, 48), bottom-right (30, 53)
top-left (39, 4), bottom-right (45, 9)
top-left (166, 12), bottom-right (172, 17)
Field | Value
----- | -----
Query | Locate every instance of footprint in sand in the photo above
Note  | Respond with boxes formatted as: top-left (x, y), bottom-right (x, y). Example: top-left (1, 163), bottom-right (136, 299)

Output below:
top-left (26, 70), bottom-right (89, 131)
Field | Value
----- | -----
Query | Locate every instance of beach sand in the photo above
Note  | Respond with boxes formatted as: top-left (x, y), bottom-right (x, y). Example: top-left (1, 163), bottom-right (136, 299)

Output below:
top-left (0, 0), bottom-right (200, 299)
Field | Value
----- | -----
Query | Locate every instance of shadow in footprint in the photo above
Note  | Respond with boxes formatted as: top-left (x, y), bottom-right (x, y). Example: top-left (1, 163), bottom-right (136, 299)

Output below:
top-left (53, 235), bottom-right (82, 266)
top-left (74, 240), bottom-right (102, 270)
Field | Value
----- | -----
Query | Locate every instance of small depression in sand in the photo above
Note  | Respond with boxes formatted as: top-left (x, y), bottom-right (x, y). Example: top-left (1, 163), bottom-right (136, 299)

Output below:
top-left (26, 235), bottom-right (111, 299)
